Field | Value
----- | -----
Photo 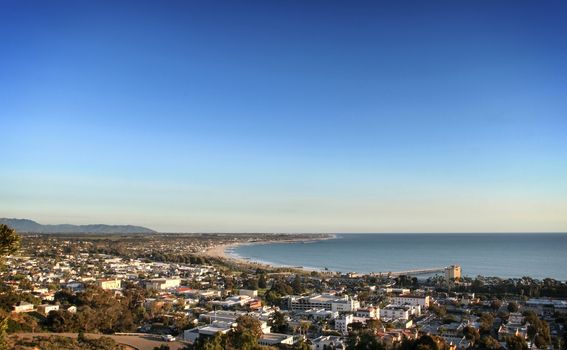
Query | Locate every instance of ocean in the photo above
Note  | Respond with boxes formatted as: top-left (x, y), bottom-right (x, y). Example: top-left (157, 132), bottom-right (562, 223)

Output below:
top-left (230, 233), bottom-right (567, 280)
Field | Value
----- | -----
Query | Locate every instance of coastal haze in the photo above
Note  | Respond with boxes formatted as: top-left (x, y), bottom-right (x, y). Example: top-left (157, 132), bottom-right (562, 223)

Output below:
top-left (2, 1), bottom-right (567, 233)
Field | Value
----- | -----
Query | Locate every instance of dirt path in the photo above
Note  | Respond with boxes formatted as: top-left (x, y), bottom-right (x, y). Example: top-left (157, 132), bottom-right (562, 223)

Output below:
top-left (13, 332), bottom-right (190, 350)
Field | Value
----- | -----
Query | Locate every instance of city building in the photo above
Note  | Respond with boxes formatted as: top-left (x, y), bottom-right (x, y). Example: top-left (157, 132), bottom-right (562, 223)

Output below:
top-left (445, 265), bottom-right (461, 280)
top-left (335, 314), bottom-right (354, 334)
top-left (258, 333), bottom-right (294, 346)
top-left (145, 278), bottom-right (181, 290)
top-left (12, 301), bottom-right (35, 313)
top-left (239, 289), bottom-right (258, 297)
top-left (37, 304), bottom-right (60, 315)
top-left (391, 295), bottom-right (430, 308)
top-left (310, 335), bottom-right (346, 350)
top-left (355, 307), bottom-right (380, 319)
top-left (380, 304), bottom-right (421, 320)
top-left (96, 278), bottom-right (122, 290)
top-left (287, 294), bottom-right (359, 312)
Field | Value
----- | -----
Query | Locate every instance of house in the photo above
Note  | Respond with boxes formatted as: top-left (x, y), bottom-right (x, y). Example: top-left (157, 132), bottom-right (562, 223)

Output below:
top-left (391, 295), bottom-right (431, 308)
top-left (310, 335), bottom-right (346, 350)
top-left (258, 333), bottom-right (294, 346)
top-left (13, 302), bottom-right (35, 313)
top-left (380, 304), bottom-right (420, 320)
top-left (145, 278), bottom-right (181, 290)
top-left (355, 307), bottom-right (380, 319)
top-left (183, 321), bottom-right (233, 342)
top-left (37, 304), bottom-right (60, 315)
top-left (239, 289), bottom-right (258, 298)
top-left (96, 278), bottom-right (122, 290)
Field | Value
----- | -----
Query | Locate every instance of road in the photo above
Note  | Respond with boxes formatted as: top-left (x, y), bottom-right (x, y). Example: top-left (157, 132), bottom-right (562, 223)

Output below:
top-left (13, 332), bottom-right (190, 350)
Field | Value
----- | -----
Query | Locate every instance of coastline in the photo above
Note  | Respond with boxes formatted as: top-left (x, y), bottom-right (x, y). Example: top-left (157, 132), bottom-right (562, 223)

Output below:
top-left (202, 234), bottom-right (337, 272)
top-left (204, 233), bottom-right (567, 280)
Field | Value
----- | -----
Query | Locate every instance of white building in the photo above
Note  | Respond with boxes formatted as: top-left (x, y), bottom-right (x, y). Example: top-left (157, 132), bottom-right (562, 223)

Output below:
top-left (288, 294), bottom-right (359, 312)
top-left (239, 289), bottom-right (258, 297)
top-left (211, 295), bottom-right (252, 308)
top-left (355, 307), bottom-right (380, 319)
top-left (258, 333), bottom-right (294, 346)
top-left (311, 335), bottom-right (346, 350)
top-left (335, 314), bottom-right (354, 335)
top-left (13, 302), bottom-right (35, 313)
top-left (526, 298), bottom-right (567, 315)
top-left (145, 278), bottom-right (181, 290)
top-left (391, 295), bottom-right (430, 308)
top-left (380, 304), bottom-right (421, 320)
top-left (300, 308), bottom-right (338, 320)
top-left (183, 321), bottom-right (233, 342)
top-left (37, 304), bottom-right (59, 315)
top-left (96, 278), bottom-right (122, 290)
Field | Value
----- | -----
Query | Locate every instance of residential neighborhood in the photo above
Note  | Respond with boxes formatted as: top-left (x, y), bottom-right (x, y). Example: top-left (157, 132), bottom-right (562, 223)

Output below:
top-left (1, 232), bottom-right (566, 350)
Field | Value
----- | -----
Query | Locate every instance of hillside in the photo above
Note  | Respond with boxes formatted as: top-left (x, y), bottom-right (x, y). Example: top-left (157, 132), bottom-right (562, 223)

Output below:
top-left (0, 218), bottom-right (156, 234)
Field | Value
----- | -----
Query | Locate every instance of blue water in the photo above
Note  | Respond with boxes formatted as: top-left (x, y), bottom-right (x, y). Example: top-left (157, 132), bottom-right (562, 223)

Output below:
top-left (231, 233), bottom-right (567, 280)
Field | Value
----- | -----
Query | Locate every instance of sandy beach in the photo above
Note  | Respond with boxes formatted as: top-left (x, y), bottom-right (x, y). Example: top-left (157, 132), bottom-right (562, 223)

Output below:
top-left (204, 242), bottom-right (237, 259)
top-left (201, 236), bottom-right (334, 272)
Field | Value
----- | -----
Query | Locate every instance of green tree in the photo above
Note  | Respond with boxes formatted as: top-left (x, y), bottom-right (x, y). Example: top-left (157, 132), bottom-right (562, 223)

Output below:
top-left (479, 313), bottom-right (494, 335)
top-left (294, 338), bottom-right (311, 350)
top-left (463, 326), bottom-right (480, 348)
top-left (292, 275), bottom-right (303, 294)
top-left (479, 335), bottom-right (501, 350)
top-left (490, 299), bottom-right (502, 311)
top-left (347, 328), bottom-right (384, 350)
top-left (507, 301), bottom-right (519, 313)
top-left (229, 315), bottom-right (263, 350)
top-left (524, 311), bottom-right (551, 347)
top-left (271, 311), bottom-right (289, 333)
top-left (0, 225), bottom-right (20, 350)
top-left (193, 332), bottom-right (226, 350)
top-left (506, 335), bottom-right (528, 350)
top-left (258, 274), bottom-right (267, 289)
top-left (0, 224), bottom-right (20, 259)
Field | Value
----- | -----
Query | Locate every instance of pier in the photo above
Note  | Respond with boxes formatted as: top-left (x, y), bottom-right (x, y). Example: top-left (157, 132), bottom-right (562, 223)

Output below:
top-left (387, 267), bottom-right (446, 276)
top-left (373, 265), bottom-right (461, 278)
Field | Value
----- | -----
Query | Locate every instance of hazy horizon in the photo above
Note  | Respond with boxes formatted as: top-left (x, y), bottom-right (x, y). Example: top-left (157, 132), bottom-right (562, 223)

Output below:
top-left (2, 1), bottom-right (566, 233)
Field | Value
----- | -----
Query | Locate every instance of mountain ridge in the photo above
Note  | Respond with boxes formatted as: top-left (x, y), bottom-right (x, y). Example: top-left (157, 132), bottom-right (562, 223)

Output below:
top-left (0, 218), bottom-right (156, 234)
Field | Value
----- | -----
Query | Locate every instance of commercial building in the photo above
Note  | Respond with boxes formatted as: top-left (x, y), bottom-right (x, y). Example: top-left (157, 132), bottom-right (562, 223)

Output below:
top-left (37, 304), bottom-right (60, 315)
top-left (310, 335), bottom-right (346, 350)
top-left (96, 278), bottom-right (122, 290)
top-left (258, 333), bottom-right (294, 346)
top-left (355, 307), bottom-right (380, 319)
top-left (183, 321), bottom-right (233, 342)
top-left (335, 314), bottom-right (354, 334)
top-left (445, 265), bottom-right (461, 280)
top-left (391, 295), bottom-right (430, 308)
top-left (287, 294), bottom-right (359, 312)
top-left (239, 289), bottom-right (258, 297)
top-left (380, 304), bottom-right (421, 320)
top-left (12, 302), bottom-right (35, 313)
top-left (145, 278), bottom-right (181, 290)
top-left (525, 298), bottom-right (567, 315)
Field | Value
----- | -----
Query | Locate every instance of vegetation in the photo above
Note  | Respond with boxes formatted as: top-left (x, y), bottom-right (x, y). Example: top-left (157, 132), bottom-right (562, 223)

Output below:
top-left (11, 335), bottom-right (123, 350)
top-left (0, 224), bottom-right (21, 350)
top-left (193, 315), bottom-right (265, 350)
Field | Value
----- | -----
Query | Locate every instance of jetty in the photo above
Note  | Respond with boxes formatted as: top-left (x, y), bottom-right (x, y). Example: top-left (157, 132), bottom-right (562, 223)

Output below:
top-left (373, 265), bottom-right (461, 279)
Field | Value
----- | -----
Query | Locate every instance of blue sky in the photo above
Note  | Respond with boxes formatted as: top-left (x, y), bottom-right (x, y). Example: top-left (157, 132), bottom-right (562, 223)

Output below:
top-left (1, 1), bottom-right (566, 232)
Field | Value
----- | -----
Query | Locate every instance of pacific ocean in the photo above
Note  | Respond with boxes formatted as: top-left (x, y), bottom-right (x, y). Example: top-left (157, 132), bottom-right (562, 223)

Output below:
top-left (231, 233), bottom-right (567, 280)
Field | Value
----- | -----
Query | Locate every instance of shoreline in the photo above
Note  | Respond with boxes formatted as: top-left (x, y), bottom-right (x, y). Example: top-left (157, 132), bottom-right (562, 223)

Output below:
top-left (202, 235), bottom-right (337, 272)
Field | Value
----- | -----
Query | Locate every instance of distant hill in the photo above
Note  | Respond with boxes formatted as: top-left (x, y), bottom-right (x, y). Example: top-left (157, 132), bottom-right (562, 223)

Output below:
top-left (0, 218), bottom-right (156, 234)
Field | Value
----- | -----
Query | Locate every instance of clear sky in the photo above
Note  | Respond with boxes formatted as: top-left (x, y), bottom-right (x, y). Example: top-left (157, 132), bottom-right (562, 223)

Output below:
top-left (1, 1), bottom-right (566, 233)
